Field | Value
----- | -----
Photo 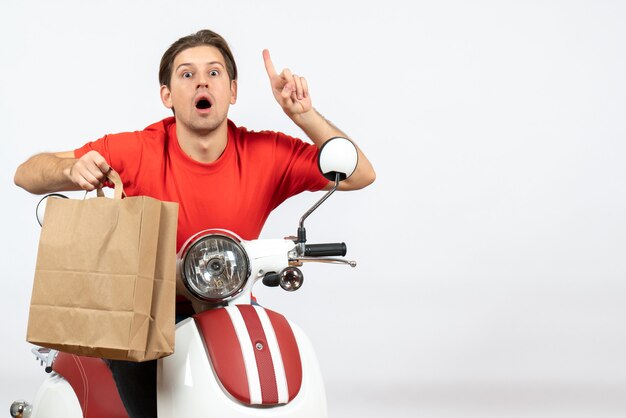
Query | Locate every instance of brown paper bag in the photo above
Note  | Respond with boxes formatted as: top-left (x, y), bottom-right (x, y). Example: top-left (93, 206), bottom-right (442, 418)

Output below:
top-left (26, 171), bottom-right (179, 362)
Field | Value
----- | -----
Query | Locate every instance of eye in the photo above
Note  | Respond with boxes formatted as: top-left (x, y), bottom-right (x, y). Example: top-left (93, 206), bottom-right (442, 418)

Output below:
top-left (183, 71), bottom-right (193, 79)
top-left (209, 70), bottom-right (219, 77)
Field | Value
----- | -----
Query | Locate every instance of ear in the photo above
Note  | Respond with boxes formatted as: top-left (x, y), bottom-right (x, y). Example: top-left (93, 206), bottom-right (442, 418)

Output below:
top-left (230, 80), bottom-right (238, 105)
top-left (160, 85), bottom-right (173, 109)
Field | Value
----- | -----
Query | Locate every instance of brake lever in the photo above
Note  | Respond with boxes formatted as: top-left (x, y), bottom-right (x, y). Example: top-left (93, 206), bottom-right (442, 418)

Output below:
top-left (289, 257), bottom-right (357, 268)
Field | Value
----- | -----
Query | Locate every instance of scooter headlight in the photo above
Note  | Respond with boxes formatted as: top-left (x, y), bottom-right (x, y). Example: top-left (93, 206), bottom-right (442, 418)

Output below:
top-left (180, 231), bottom-right (250, 302)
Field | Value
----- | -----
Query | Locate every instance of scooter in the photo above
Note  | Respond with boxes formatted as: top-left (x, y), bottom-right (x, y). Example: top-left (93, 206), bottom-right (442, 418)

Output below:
top-left (10, 137), bottom-right (359, 418)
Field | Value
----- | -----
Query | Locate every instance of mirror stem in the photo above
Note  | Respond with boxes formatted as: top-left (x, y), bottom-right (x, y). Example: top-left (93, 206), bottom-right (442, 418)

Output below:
top-left (296, 173), bottom-right (341, 251)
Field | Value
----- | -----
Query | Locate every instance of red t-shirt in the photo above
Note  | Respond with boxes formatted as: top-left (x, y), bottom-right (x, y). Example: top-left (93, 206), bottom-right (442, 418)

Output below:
top-left (74, 117), bottom-right (328, 251)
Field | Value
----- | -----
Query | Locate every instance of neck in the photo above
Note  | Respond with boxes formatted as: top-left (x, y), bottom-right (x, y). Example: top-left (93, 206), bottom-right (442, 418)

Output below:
top-left (176, 119), bottom-right (229, 163)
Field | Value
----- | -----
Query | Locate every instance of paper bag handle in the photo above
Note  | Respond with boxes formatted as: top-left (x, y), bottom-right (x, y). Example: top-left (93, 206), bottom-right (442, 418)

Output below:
top-left (96, 169), bottom-right (124, 200)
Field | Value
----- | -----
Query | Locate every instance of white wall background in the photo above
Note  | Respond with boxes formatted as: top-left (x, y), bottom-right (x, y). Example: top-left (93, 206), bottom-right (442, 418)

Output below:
top-left (1, 1), bottom-right (626, 417)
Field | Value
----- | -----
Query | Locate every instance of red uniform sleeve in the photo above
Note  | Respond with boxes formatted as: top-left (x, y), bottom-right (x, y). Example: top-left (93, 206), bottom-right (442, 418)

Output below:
top-left (270, 132), bottom-right (329, 208)
top-left (73, 131), bottom-right (143, 190)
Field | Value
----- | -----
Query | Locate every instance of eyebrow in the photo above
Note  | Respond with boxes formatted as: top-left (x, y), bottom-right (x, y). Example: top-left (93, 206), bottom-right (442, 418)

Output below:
top-left (175, 61), bottom-right (225, 72)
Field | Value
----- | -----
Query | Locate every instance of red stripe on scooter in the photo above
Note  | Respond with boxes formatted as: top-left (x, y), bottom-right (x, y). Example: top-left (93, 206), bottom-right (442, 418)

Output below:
top-left (237, 306), bottom-right (279, 404)
top-left (195, 309), bottom-right (250, 404)
top-left (266, 309), bottom-right (303, 401)
top-left (53, 352), bottom-right (129, 418)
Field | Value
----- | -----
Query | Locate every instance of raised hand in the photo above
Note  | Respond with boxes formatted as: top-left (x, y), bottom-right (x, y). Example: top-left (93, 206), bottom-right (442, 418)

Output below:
top-left (263, 49), bottom-right (312, 117)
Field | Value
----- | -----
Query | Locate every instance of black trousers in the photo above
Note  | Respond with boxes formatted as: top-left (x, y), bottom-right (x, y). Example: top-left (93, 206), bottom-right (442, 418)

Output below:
top-left (106, 312), bottom-right (192, 418)
top-left (107, 359), bottom-right (157, 418)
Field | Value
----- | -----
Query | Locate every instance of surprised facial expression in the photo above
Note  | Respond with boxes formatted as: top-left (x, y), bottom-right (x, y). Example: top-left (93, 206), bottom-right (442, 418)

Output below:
top-left (160, 45), bottom-right (237, 135)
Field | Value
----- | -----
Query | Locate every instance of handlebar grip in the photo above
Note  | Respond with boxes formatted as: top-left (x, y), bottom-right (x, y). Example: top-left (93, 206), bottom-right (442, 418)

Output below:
top-left (304, 243), bottom-right (347, 257)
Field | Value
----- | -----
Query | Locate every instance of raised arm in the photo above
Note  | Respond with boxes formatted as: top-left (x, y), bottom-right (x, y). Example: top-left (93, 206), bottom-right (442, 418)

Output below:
top-left (262, 49), bottom-right (375, 191)
top-left (14, 150), bottom-right (111, 194)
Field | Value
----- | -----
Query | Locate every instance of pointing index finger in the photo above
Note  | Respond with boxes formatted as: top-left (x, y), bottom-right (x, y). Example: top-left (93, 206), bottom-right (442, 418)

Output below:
top-left (262, 49), bottom-right (277, 77)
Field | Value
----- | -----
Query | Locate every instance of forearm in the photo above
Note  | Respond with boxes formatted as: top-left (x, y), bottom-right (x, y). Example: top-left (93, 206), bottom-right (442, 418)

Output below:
top-left (291, 109), bottom-right (376, 190)
top-left (14, 153), bottom-right (79, 194)
top-left (290, 108), bottom-right (347, 147)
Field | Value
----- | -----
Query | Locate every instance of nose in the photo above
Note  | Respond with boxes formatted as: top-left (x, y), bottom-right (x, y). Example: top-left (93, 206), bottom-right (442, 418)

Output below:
top-left (196, 74), bottom-right (209, 89)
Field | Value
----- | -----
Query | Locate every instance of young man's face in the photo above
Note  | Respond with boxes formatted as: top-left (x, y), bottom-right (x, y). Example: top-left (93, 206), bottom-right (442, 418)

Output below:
top-left (160, 45), bottom-right (237, 135)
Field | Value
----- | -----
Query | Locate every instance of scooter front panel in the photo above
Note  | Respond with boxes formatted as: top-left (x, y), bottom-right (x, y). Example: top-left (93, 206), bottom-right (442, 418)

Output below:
top-left (194, 306), bottom-right (302, 405)
top-left (158, 312), bottom-right (327, 418)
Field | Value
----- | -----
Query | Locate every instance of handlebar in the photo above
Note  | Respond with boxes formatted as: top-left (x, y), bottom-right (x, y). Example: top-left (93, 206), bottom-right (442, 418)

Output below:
top-left (303, 243), bottom-right (347, 257)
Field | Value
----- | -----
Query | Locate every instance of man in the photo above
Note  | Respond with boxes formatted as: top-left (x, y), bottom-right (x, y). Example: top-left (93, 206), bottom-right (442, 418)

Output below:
top-left (14, 29), bottom-right (375, 417)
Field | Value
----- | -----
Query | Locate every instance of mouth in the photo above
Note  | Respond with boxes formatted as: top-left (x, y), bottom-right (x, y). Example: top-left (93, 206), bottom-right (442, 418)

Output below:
top-left (194, 94), bottom-right (213, 112)
top-left (196, 99), bottom-right (212, 109)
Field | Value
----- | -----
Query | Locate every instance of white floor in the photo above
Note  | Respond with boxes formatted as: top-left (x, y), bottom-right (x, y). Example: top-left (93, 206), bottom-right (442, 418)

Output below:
top-left (326, 380), bottom-right (626, 418)
top-left (5, 375), bottom-right (626, 418)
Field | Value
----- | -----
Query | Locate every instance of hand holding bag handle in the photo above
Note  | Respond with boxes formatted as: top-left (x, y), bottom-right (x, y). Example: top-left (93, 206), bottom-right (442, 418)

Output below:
top-left (96, 169), bottom-right (124, 200)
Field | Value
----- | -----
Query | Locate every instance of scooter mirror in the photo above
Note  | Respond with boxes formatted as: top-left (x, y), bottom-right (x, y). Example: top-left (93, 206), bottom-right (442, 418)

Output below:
top-left (36, 194), bottom-right (68, 227)
top-left (318, 137), bottom-right (358, 182)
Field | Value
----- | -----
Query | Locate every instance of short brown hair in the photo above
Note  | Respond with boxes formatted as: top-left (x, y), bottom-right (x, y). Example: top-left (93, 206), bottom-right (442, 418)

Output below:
top-left (158, 29), bottom-right (238, 87)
